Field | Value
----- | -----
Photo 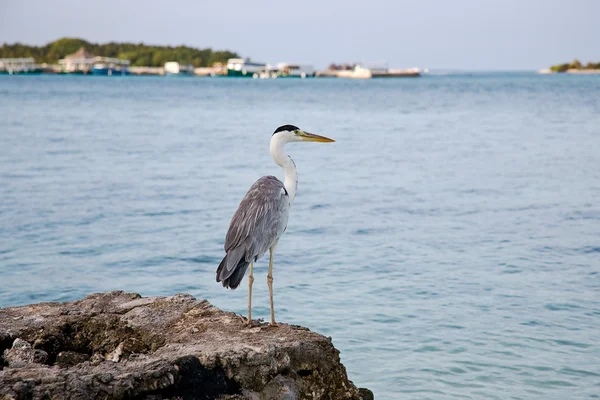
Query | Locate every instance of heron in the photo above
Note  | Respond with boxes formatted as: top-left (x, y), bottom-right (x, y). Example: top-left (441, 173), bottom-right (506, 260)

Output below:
top-left (216, 124), bottom-right (335, 326)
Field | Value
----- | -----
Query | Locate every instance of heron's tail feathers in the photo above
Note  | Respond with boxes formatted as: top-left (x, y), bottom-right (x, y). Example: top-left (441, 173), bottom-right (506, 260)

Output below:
top-left (222, 260), bottom-right (249, 289)
top-left (216, 248), bottom-right (249, 290)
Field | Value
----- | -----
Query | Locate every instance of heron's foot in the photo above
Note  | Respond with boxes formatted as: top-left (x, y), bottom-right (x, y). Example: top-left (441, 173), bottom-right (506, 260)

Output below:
top-left (240, 316), bottom-right (264, 327)
top-left (269, 321), bottom-right (279, 327)
top-left (236, 314), bottom-right (254, 325)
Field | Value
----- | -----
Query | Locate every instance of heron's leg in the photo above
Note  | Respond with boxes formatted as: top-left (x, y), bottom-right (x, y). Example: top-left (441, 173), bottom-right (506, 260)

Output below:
top-left (247, 262), bottom-right (254, 325)
top-left (267, 243), bottom-right (278, 325)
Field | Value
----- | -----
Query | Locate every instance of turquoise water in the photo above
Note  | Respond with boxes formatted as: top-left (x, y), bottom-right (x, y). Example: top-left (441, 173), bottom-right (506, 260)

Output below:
top-left (1, 74), bottom-right (599, 399)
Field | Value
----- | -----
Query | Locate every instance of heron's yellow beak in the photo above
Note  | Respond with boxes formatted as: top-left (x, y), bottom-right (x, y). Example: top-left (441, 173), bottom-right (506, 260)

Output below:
top-left (297, 130), bottom-right (335, 143)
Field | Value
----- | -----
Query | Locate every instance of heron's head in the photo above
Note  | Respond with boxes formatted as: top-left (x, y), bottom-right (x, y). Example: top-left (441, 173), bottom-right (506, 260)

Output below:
top-left (272, 124), bottom-right (335, 143)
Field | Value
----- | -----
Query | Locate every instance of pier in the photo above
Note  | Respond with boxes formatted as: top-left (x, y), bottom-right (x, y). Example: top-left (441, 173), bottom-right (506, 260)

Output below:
top-left (0, 58), bottom-right (40, 74)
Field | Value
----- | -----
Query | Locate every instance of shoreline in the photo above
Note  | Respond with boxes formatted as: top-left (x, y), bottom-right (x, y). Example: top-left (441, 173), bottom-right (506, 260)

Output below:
top-left (538, 68), bottom-right (600, 74)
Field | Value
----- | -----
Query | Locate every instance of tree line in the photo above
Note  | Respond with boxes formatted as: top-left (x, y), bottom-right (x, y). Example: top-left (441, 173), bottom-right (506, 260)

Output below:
top-left (550, 59), bottom-right (600, 72)
top-left (0, 37), bottom-right (240, 67)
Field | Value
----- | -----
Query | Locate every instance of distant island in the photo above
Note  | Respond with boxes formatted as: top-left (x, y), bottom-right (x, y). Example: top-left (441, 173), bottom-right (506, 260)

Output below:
top-left (538, 59), bottom-right (600, 74)
top-left (1, 38), bottom-right (421, 79)
top-left (0, 37), bottom-right (239, 68)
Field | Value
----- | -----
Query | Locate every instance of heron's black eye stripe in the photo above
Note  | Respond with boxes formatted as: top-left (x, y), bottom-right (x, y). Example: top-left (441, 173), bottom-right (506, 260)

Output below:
top-left (273, 124), bottom-right (300, 135)
top-left (283, 188), bottom-right (288, 196)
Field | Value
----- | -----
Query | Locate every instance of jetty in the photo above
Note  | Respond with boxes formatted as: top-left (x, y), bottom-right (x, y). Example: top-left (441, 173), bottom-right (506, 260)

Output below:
top-left (129, 66), bottom-right (165, 76)
top-left (0, 291), bottom-right (372, 400)
top-left (0, 58), bottom-right (41, 74)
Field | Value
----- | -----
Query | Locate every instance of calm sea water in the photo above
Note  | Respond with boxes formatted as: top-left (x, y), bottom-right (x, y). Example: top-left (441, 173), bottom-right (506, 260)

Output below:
top-left (1, 74), bottom-right (599, 399)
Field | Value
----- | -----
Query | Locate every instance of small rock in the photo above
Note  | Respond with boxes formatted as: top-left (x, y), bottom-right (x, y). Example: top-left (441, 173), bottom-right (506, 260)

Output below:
top-left (105, 342), bottom-right (124, 362)
top-left (359, 387), bottom-right (375, 400)
top-left (32, 349), bottom-right (48, 364)
top-left (89, 353), bottom-right (105, 366)
top-left (3, 338), bottom-right (48, 366)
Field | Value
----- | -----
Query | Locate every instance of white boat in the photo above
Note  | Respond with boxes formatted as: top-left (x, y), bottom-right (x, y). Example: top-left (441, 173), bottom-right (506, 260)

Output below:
top-left (337, 63), bottom-right (421, 78)
top-left (164, 62), bottom-right (194, 76)
top-left (226, 58), bottom-right (268, 78)
top-left (337, 64), bottom-right (374, 79)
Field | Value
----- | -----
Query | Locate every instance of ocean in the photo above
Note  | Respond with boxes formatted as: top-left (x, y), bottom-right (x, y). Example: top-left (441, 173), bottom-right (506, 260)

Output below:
top-left (1, 73), bottom-right (599, 399)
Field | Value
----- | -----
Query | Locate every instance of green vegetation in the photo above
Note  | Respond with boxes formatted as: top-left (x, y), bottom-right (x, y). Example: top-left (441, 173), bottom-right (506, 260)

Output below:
top-left (550, 59), bottom-right (600, 72)
top-left (0, 37), bottom-right (240, 67)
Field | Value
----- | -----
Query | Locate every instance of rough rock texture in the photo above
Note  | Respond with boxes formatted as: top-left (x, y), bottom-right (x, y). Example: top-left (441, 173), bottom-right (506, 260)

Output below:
top-left (0, 291), bottom-right (372, 400)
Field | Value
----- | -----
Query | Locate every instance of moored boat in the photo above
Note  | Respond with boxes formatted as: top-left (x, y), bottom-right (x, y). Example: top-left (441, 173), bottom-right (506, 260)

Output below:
top-left (372, 67), bottom-right (421, 78)
top-left (91, 63), bottom-right (129, 76)
top-left (336, 63), bottom-right (421, 78)
top-left (164, 61), bottom-right (195, 76)
top-left (227, 58), bottom-right (267, 78)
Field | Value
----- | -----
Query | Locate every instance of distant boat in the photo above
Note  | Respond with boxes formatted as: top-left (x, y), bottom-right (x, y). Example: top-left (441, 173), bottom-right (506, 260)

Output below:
top-left (91, 63), bottom-right (129, 76)
top-left (164, 61), bottom-right (195, 76)
top-left (91, 57), bottom-right (130, 76)
top-left (337, 63), bottom-right (421, 79)
top-left (372, 67), bottom-right (421, 78)
top-left (226, 58), bottom-right (267, 78)
top-left (337, 64), bottom-right (374, 79)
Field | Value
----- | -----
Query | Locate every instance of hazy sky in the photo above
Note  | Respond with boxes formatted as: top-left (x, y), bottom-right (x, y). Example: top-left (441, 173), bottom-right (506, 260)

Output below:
top-left (1, 0), bottom-right (598, 70)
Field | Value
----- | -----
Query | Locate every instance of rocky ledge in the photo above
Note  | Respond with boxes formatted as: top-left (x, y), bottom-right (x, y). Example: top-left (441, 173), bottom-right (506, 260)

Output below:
top-left (0, 291), bottom-right (372, 400)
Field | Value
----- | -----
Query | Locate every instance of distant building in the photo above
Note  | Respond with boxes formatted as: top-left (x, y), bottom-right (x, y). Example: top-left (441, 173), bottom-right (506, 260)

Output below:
top-left (59, 47), bottom-right (130, 75)
top-left (58, 47), bottom-right (96, 73)
top-left (0, 57), bottom-right (37, 74)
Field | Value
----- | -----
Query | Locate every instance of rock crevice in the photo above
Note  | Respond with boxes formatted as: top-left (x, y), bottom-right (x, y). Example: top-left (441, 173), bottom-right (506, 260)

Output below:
top-left (0, 291), bottom-right (371, 400)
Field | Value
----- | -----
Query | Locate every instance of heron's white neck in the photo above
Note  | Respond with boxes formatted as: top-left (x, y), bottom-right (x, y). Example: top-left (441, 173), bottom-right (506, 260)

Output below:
top-left (270, 135), bottom-right (297, 203)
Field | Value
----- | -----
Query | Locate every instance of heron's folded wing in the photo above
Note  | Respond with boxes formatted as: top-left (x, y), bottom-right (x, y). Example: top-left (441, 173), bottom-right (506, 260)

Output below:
top-left (224, 176), bottom-right (289, 259)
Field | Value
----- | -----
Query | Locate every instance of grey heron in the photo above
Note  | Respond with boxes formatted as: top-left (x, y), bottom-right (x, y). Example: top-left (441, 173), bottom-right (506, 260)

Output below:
top-left (216, 124), bottom-right (334, 325)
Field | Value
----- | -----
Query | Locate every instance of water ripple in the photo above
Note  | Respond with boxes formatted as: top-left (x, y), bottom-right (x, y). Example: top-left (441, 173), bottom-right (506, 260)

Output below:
top-left (1, 74), bottom-right (600, 400)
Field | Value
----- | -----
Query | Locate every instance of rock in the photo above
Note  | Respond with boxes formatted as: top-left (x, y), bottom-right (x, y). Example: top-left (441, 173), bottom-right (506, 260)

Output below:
top-left (3, 338), bottom-right (49, 367)
top-left (358, 388), bottom-right (375, 400)
top-left (0, 291), bottom-right (371, 400)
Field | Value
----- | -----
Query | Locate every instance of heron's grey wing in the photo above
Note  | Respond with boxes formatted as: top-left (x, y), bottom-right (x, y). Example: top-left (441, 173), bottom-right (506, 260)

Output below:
top-left (221, 176), bottom-right (289, 276)
top-left (217, 175), bottom-right (289, 288)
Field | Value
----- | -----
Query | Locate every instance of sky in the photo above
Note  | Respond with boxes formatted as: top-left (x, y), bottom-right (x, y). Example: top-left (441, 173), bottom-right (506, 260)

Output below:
top-left (1, 0), bottom-right (598, 70)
